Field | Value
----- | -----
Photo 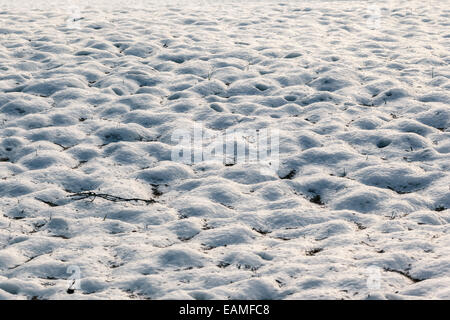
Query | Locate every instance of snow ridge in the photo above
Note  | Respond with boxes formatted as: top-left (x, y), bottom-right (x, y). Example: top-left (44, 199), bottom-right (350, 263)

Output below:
top-left (0, 0), bottom-right (449, 299)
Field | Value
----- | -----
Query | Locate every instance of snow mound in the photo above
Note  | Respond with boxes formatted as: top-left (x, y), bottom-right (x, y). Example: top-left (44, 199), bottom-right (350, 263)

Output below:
top-left (0, 0), bottom-right (448, 300)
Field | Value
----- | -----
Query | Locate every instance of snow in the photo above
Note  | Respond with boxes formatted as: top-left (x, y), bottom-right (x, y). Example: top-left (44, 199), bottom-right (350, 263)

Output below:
top-left (0, 0), bottom-right (449, 299)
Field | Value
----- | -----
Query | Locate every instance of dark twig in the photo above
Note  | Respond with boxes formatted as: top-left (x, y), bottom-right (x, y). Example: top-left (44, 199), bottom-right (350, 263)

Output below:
top-left (68, 192), bottom-right (156, 205)
top-left (383, 268), bottom-right (423, 283)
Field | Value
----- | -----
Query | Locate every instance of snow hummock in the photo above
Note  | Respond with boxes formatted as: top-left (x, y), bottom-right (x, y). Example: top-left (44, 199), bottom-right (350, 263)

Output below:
top-left (0, 0), bottom-right (449, 299)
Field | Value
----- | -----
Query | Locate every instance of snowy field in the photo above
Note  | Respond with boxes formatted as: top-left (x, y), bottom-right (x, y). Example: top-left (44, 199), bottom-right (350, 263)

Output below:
top-left (0, 0), bottom-right (449, 299)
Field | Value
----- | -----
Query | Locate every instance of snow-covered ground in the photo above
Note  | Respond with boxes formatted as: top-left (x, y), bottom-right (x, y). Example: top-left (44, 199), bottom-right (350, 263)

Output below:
top-left (0, 0), bottom-right (449, 299)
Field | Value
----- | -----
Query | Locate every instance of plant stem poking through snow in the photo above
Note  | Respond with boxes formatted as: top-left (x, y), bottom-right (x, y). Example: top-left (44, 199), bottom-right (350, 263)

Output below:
top-left (68, 192), bottom-right (156, 205)
top-left (383, 268), bottom-right (423, 283)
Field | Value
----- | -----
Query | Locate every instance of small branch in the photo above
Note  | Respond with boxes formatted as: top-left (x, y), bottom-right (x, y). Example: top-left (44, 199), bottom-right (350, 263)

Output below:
top-left (68, 192), bottom-right (156, 205)
top-left (35, 198), bottom-right (59, 207)
top-left (383, 268), bottom-right (423, 283)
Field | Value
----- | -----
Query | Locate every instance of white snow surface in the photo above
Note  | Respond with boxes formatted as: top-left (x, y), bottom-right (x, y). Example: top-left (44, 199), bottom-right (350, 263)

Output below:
top-left (0, 0), bottom-right (449, 299)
